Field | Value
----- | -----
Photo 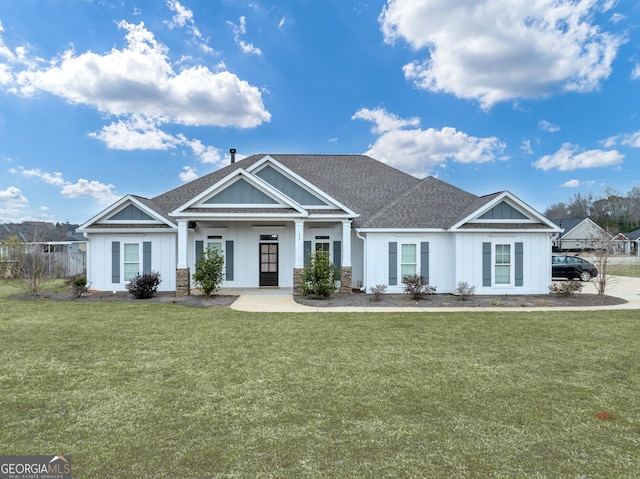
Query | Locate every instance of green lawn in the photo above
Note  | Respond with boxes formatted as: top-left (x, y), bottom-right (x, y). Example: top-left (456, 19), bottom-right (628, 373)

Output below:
top-left (1, 280), bottom-right (639, 478)
top-left (608, 263), bottom-right (640, 278)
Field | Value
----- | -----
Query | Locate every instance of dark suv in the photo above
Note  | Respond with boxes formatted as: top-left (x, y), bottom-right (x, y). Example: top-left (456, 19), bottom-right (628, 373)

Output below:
top-left (552, 255), bottom-right (598, 281)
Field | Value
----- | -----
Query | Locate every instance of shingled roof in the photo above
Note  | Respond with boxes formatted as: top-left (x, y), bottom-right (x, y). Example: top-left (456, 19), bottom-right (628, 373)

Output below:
top-left (138, 153), bottom-right (536, 231)
top-left (151, 154), bottom-right (420, 227)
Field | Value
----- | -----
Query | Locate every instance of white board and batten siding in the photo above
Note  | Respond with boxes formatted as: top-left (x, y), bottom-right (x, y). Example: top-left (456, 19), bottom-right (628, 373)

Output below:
top-left (363, 232), bottom-right (553, 295)
top-left (455, 232), bottom-right (552, 295)
top-left (86, 233), bottom-right (176, 292)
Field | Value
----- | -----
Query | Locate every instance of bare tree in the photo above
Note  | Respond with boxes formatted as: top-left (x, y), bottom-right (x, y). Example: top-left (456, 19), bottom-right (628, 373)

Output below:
top-left (5, 235), bottom-right (48, 296)
top-left (588, 230), bottom-right (615, 298)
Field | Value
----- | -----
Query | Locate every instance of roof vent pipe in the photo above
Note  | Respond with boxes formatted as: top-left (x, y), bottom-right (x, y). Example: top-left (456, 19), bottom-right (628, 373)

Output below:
top-left (230, 148), bottom-right (236, 164)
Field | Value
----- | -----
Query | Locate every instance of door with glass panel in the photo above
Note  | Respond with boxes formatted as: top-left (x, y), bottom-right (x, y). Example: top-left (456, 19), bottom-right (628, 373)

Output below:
top-left (259, 243), bottom-right (278, 286)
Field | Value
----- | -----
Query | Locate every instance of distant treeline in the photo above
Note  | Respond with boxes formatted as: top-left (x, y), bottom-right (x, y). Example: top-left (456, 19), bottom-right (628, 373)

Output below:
top-left (544, 186), bottom-right (640, 234)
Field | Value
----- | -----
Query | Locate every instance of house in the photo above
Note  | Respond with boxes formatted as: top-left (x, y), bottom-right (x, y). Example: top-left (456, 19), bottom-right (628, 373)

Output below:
top-left (625, 228), bottom-right (640, 256)
top-left (551, 218), bottom-right (610, 252)
top-left (77, 153), bottom-right (562, 296)
top-left (1, 222), bottom-right (86, 278)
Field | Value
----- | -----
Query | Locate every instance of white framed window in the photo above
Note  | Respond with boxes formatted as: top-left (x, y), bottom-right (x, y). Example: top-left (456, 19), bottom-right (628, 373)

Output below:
top-left (494, 244), bottom-right (511, 285)
top-left (123, 243), bottom-right (140, 281)
top-left (314, 235), bottom-right (331, 258)
top-left (401, 243), bottom-right (417, 276)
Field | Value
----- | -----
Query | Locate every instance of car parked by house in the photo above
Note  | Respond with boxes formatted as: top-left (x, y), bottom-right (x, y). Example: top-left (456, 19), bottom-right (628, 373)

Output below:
top-left (552, 255), bottom-right (598, 281)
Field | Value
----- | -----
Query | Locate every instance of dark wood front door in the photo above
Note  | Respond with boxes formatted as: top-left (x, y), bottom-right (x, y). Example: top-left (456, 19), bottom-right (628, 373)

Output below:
top-left (259, 243), bottom-right (278, 286)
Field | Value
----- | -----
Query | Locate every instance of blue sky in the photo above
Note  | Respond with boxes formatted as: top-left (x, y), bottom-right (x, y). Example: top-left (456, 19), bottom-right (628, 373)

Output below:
top-left (0, 0), bottom-right (639, 224)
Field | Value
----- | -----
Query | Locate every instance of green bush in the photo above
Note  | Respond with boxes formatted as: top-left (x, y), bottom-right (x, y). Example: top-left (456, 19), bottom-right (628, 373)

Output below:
top-left (301, 250), bottom-right (339, 299)
top-left (65, 274), bottom-right (88, 298)
top-left (401, 274), bottom-right (436, 300)
top-left (193, 248), bottom-right (225, 296)
top-left (126, 272), bottom-right (162, 299)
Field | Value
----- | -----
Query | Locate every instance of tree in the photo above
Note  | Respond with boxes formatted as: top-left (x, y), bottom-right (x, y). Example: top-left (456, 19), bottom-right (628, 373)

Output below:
top-left (192, 247), bottom-right (225, 296)
top-left (588, 230), bottom-right (615, 298)
top-left (301, 250), bottom-right (339, 299)
top-left (5, 236), bottom-right (47, 295)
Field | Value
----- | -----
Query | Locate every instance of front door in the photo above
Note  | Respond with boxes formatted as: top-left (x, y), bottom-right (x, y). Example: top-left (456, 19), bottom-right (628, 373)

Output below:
top-left (259, 243), bottom-right (278, 286)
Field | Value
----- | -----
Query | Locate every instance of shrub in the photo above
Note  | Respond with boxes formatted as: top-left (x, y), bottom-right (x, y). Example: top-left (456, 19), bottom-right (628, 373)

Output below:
top-left (401, 274), bottom-right (436, 300)
top-left (369, 284), bottom-right (387, 301)
top-left (454, 281), bottom-right (476, 300)
top-left (549, 281), bottom-right (583, 297)
top-left (126, 271), bottom-right (162, 299)
top-left (301, 250), bottom-right (339, 299)
top-left (65, 274), bottom-right (88, 298)
top-left (193, 247), bottom-right (225, 296)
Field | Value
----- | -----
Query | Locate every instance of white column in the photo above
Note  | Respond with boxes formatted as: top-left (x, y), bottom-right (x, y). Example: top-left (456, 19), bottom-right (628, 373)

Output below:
top-left (342, 220), bottom-right (352, 267)
top-left (177, 219), bottom-right (188, 268)
top-left (294, 220), bottom-right (305, 268)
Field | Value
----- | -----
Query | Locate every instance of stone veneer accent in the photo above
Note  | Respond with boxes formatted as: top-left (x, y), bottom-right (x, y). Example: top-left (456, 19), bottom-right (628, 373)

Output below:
top-left (176, 268), bottom-right (190, 297)
top-left (292, 268), bottom-right (304, 295)
top-left (340, 266), bottom-right (352, 293)
top-left (292, 266), bottom-right (352, 295)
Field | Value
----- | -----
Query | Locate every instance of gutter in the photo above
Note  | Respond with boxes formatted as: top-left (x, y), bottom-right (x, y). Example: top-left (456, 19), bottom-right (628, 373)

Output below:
top-left (355, 229), bottom-right (367, 292)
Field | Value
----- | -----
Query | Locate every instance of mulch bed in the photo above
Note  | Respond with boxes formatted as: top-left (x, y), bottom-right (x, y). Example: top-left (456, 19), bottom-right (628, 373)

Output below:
top-left (9, 290), bottom-right (238, 308)
top-left (10, 289), bottom-right (627, 309)
top-left (295, 291), bottom-right (627, 308)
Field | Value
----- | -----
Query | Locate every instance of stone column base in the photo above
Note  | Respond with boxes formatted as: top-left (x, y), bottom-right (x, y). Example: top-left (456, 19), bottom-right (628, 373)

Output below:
top-left (176, 268), bottom-right (190, 297)
top-left (340, 266), bottom-right (352, 293)
top-left (292, 268), bottom-right (304, 296)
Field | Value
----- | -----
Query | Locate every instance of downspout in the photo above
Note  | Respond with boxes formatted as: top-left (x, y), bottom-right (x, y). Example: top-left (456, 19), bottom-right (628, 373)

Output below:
top-left (355, 229), bottom-right (367, 292)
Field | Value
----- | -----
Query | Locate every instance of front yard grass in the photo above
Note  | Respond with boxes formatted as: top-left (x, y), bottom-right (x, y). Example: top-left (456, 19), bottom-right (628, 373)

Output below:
top-left (1, 280), bottom-right (639, 478)
top-left (608, 263), bottom-right (640, 278)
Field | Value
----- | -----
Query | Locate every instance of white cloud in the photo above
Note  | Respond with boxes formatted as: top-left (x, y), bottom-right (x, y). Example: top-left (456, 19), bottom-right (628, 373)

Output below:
top-left (90, 117), bottom-right (225, 166)
top-left (90, 116), bottom-right (180, 150)
top-left (353, 107), bottom-right (506, 177)
top-left (539, 120), bottom-right (560, 132)
top-left (561, 179), bottom-right (581, 187)
top-left (632, 64), bottom-right (640, 80)
top-left (10, 167), bottom-right (66, 186)
top-left (0, 186), bottom-right (27, 202)
top-left (11, 166), bottom-right (117, 204)
top-left (228, 16), bottom-right (263, 55)
top-left (380, 0), bottom-right (626, 108)
top-left (533, 143), bottom-right (624, 171)
top-left (8, 21), bottom-right (269, 128)
top-left (601, 129), bottom-right (640, 148)
top-left (179, 166), bottom-right (198, 182)
top-left (166, 0), bottom-right (195, 30)
top-left (61, 179), bottom-right (118, 204)
top-left (521, 139), bottom-right (533, 154)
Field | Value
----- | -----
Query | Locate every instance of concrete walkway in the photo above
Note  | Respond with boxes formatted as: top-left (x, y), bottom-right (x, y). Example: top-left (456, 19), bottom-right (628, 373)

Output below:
top-left (228, 276), bottom-right (640, 313)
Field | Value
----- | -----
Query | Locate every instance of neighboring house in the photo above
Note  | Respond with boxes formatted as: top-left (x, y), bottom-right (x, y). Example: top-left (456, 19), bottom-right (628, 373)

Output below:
top-left (625, 228), bottom-right (640, 256)
top-left (77, 154), bottom-right (562, 296)
top-left (0, 222), bottom-right (86, 277)
top-left (612, 232), bottom-right (631, 255)
top-left (552, 218), bottom-right (610, 252)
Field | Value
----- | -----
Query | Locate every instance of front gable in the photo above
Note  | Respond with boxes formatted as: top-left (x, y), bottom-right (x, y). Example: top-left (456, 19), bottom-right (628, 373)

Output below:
top-left (204, 178), bottom-right (278, 205)
top-left (247, 156), bottom-right (357, 215)
top-left (171, 157), bottom-right (357, 219)
top-left (452, 192), bottom-right (561, 232)
top-left (77, 195), bottom-right (176, 233)
top-left (172, 168), bottom-right (308, 217)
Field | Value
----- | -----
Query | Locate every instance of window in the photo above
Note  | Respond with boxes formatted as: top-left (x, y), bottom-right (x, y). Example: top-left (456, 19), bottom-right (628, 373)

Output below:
top-left (206, 235), bottom-right (222, 254)
top-left (123, 243), bottom-right (140, 281)
top-left (314, 235), bottom-right (330, 256)
top-left (494, 244), bottom-right (511, 285)
top-left (401, 244), bottom-right (417, 276)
